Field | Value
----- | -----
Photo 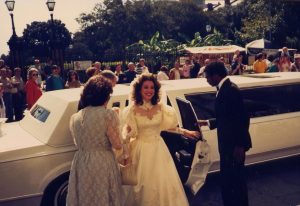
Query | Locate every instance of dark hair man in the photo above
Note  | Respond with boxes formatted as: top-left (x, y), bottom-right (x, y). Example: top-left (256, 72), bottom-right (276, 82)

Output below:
top-left (198, 61), bottom-right (252, 206)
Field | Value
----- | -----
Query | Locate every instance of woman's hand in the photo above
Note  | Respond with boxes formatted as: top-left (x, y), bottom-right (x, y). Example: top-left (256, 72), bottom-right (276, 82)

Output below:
top-left (182, 129), bottom-right (202, 140)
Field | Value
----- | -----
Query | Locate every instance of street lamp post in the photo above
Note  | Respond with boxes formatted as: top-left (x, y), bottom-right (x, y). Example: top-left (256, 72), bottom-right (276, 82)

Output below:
top-left (5, 0), bottom-right (16, 37)
top-left (46, 0), bottom-right (63, 68)
top-left (46, 0), bottom-right (55, 61)
top-left (5, 0), bottom-right (22, 68)
top-left (46, 0), bottom-right (55, 24)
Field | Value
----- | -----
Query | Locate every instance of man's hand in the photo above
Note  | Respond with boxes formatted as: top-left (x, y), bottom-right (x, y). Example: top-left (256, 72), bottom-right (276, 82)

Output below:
top-left (197, 120), bottom-right (208, 127)
top-left (233, 146), bottom-right (245, 163)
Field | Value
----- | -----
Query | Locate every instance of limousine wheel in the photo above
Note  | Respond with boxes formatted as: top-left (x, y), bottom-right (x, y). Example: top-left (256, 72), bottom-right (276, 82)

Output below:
top-left (41, 173), bottom-right (69, 206)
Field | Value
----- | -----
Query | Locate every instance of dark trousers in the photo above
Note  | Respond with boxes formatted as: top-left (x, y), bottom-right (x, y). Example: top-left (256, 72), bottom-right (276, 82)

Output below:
top-left (220, 153), bottom-right (249, 206)
top-left (12, 92), bottom-right (24, 121)
top-left (3, 92), bottom-right (13, 122)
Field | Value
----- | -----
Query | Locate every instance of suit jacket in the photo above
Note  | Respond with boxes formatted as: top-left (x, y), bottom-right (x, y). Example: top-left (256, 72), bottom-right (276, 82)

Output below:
top-left (209, 78), bottom-right (252, 155)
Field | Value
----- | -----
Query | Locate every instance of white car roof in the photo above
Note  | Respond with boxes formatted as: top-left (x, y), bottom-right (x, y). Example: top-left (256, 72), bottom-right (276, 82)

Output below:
top-left (19, 72), bottom-right (300, 147)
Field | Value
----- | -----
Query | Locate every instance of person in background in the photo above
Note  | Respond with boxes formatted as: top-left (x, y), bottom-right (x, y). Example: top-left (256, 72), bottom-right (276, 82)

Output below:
top-left (253, 53), bottom-right (268, 73)
top-left (198, 59), bottom-right (211, 77)
top-left (232, 50), bottom-right (240, 63)
top-left (65, 70), bottom-right (81, 88)
top-left (25, 68), bottom-right (42, 110)
top-left (279, 52), bottom-right (291, 72)
top-left (169, 61), bottom-right (182, 80)
top-left (122, 74), bottom-right (200, 206)
top-left (45, 65), bottom-right (64, 91)
top-left (94, 61), bottom-right (102, 73)
top-left (190, 56), bottom-right (201, 78)
top-left (198, 62), bottom-right (252, 206)
top-left (231, 55), bottom-right (245, 75)
top-left (85, 66), bottom-right (98, 81)
top-left (135, 58), bottom-right (149, 75)
top-left (182, 59), bottom-right (192, 78)
top-left (262, 53), bottom-right (271, 67)
top-left (124, 62), bottom-right (137, 83)
top-left (290, 54), bottom-right (300, 72)
top-left (157, 66), bottom-right (169, 81)
top-left (11, 67), bottom-right (25, 121)
top-left (32, 59), bottom-right (43, 84)
top-left (67, 75), bottom-right (124, 206)
top-left (42, 58), bottom-right (53, 80)
top-left (114, 64), bottom-right (126, 84)
top-left (266, 58), bottom-right (280, 73)
top-left (101, 70), bottom-right (118, 87)
top-left (0, 68), bottom-right (13, 122)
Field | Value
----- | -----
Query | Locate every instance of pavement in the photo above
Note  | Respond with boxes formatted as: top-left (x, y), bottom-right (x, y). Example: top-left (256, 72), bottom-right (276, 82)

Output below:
top-left (187, 155), bottom-right (300, 206)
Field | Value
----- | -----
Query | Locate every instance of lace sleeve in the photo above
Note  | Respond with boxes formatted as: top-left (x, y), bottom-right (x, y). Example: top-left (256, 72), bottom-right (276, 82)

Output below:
top-left (106, 109), bottom-right (122, 150)
top-left (121, 105), bottom-right (138, 142)
top-left (160, 104), bottom-right (179, 131)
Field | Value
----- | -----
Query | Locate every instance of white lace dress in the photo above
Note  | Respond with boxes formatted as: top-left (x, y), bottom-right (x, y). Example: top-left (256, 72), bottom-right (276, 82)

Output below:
top-left (122, 103), bottom-right (189, 206)
top-left (67, 106), bottom-right (123, 206)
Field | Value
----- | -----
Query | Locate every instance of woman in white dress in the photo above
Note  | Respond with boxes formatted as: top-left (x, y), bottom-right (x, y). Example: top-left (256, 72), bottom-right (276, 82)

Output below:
top-left (67, 75), bottom-right (124, 206)
top-left (122, 74), bottom-right (200, 206)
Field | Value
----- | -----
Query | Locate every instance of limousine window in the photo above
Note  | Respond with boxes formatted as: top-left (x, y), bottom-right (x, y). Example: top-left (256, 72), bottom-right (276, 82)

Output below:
top-left (30, 105), bottom-right (50, 122)
top-left (242, 84), bottom-right (300, 117)
top-left (185, 92), bottom-right (216, 120)
top-left (185, 83), bottom-right (300, 119)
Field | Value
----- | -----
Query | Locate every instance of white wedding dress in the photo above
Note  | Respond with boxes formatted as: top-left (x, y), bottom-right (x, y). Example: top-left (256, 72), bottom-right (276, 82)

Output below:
top-left (122, 103), bottom-right (189, 206)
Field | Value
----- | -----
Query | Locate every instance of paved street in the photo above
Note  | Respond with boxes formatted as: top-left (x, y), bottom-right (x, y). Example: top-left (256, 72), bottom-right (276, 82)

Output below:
top-left (187, 155), bottom-right (300, 206)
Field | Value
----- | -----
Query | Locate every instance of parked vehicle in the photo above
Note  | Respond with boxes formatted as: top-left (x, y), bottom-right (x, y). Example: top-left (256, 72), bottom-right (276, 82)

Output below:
top-left (0, 72), bottom-right (299, 206)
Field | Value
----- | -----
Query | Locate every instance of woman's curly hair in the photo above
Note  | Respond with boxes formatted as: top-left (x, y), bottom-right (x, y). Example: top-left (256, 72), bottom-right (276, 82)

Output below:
top-left (80, 75), bottom-right (113, 109)
top-left (130, 74), bottom-right (161, 105)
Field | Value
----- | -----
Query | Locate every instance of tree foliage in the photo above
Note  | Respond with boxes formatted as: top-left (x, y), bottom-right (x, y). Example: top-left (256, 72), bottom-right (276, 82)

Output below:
top-left (22, 20), bottom-right (71, 63)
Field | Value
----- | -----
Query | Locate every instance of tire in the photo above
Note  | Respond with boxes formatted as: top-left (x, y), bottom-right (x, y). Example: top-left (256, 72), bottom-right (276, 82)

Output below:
top-left (40, 173), bottom-right (69, 206)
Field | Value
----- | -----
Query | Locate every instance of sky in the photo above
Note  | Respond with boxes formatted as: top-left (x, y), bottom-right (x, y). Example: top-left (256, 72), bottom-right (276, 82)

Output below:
top-left (0, 0), bottom-right (230, 56)
top-left (0, 0), bottom-right (101, 55)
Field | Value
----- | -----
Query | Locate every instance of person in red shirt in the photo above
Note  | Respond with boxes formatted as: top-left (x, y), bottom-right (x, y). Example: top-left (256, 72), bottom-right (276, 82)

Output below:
top-left (25, 68), bottom-right (42, 109)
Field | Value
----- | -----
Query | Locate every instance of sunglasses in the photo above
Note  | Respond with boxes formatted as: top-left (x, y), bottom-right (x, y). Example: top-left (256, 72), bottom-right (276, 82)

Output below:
top-left (32, 73), bottom-right (38, 76)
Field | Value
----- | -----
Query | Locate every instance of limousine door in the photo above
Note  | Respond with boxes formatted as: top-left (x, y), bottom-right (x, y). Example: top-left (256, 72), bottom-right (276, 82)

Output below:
top-left (161, 97), bottom-right (212, 195)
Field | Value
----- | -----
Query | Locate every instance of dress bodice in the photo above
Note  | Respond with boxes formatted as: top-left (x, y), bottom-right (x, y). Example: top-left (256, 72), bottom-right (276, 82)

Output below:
top-left (134, 106), bottom-right (163, 140)
top-left (122, 103), bottom-right (179, 143)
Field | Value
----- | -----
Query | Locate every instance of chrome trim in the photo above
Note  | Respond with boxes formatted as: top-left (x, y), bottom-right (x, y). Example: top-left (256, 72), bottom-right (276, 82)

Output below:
top-left (0, 192), bottom-right (42, 203)
top-left (0, 146), bottom-right (77, 164)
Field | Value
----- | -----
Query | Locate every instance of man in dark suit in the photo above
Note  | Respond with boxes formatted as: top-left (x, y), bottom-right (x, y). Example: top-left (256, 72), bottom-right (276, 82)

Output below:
top-left (198, 61), bottom-right (252, 206)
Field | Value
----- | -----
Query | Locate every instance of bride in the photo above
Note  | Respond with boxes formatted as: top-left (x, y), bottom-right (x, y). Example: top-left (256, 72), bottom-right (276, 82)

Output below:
top-left (122, 74), bottom-right (200, 206)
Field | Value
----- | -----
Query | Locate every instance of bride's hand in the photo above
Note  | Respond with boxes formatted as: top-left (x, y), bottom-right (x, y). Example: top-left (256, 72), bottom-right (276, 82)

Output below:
top-left (120, 157), bottom-right (132, 166)
top-left (183, 129), bottom-right (202, 140)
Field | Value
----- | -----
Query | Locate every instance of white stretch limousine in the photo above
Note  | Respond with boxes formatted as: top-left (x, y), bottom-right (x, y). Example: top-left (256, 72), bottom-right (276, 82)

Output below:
top-left (0, 72), bottom-right (300, 206)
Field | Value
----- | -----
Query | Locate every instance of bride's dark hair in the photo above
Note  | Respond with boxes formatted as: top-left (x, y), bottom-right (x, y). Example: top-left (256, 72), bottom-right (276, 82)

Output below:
top-left (131, 74), bottom-right (161, 105)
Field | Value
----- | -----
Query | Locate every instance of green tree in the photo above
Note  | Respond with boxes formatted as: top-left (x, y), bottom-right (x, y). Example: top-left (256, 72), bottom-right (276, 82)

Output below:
top-left (126, 31), bottom-right (184, 67)
top-left (22, 20), bottom-right (71, 63)
top-left (75, 0), bottom-right (208, 61)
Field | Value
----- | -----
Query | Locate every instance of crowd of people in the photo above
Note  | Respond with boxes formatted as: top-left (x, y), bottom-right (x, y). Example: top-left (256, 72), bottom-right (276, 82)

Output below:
top-left (0, 46), bottom-right (299, 122)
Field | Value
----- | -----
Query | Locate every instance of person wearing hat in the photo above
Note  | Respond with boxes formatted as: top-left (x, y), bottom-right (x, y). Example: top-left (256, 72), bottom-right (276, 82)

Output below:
top-left (291, 54), bottom-right (300, 72)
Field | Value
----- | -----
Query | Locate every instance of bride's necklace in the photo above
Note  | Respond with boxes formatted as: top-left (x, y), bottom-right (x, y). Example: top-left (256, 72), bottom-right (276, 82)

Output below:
top-left (135, 102), bottom-right (160, 120)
